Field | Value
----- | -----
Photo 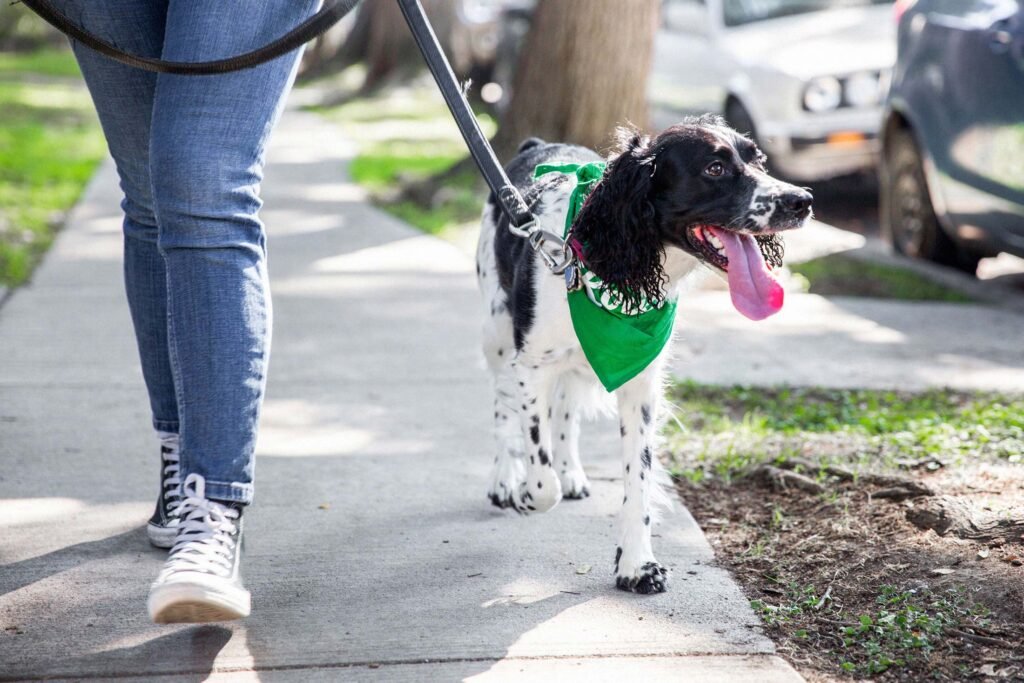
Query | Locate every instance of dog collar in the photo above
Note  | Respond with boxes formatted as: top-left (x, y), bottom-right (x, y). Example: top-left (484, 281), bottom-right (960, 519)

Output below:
top-left (534, 162), bottom-right (678, 392)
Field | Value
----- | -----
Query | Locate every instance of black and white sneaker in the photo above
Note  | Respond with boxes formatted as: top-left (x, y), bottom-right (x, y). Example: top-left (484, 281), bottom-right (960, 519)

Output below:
top-left (147, 437), bottom-right (183, 548)
top-left (147, 473), bottom-right (250, 623)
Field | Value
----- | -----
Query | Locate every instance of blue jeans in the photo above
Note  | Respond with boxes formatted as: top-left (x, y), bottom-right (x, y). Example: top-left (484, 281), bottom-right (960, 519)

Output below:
top-left (64, 0), bottom-right (318, 504)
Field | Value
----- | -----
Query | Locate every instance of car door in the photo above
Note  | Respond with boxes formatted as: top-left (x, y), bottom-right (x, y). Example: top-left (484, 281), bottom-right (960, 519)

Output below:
top-left (650, 0), bottom-right (727, 128)
top-left (920, 0), bottom-right (1024, 252)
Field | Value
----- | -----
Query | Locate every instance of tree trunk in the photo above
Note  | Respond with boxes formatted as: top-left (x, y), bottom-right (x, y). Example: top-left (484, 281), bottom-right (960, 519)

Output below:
top-left (492, 0), bottom-right (659, 161)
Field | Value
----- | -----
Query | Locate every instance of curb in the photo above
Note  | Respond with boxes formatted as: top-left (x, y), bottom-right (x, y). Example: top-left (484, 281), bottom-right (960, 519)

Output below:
top-left (847, 237), bottom-right (1024, 315)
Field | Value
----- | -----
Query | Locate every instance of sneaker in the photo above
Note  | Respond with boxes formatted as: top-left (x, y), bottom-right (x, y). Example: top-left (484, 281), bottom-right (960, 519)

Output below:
top-left (147, 473), bottom-right (250, 623)
top-left (147, 437), bottom-right (183, 549)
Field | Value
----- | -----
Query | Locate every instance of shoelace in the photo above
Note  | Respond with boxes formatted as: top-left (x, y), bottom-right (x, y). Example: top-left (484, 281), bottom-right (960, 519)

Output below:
top-left (160, 446), bottom-right (184, 518)
top-left (160, 473), bottom-right (240, 579)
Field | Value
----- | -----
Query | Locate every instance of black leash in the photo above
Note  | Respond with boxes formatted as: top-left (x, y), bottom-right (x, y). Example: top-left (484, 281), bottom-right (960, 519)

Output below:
top-left (18, 0), bottom-right (362, 75)
top-left (397, 0), bottom-right (571, 274)
top-left (20, 0), bottom-right (572, 273)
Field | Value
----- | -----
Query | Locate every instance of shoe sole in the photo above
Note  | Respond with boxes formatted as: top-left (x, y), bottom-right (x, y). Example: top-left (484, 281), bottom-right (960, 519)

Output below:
top-left (146, 523), bottom-right (177, 549)
top-left (148, 582), bottom-right (251, 623)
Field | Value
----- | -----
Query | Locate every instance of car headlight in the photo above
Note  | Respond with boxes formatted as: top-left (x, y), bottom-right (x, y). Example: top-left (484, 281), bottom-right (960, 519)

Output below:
top-left (803, 77), bottom-right (842, 113)
top-left (845, 72), bottom-right (881, 108)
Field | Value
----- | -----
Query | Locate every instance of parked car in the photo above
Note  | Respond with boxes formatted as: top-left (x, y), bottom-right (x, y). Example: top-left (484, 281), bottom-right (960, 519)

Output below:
top-left (881, 0), bottom-right (1024, 273)
top-left (652, 0), bottom-right (896, 182)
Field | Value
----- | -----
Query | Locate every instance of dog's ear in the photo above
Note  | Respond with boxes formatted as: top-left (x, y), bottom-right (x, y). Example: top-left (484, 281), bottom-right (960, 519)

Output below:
top-left (572, 131), bottom-right (666, 309)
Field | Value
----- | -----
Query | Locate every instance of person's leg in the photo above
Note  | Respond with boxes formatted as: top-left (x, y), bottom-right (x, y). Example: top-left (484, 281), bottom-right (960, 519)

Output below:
top-left (148, 0), bottom-right (318, 506)
top-left (62, 2), bottom-right (177, 430)
top-left (146, 0), bottom-right (318, 623)
top-left (61, 2), bottom-right (186, 544)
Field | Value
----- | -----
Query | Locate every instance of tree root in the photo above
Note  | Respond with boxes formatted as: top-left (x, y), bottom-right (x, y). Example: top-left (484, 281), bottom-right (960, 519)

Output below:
top-left (905, 496), bottom-right (1024, 543)
top-left (768, 457), bottom-right (936, 500)
top-left (744, 465), bottom-right (824, 494)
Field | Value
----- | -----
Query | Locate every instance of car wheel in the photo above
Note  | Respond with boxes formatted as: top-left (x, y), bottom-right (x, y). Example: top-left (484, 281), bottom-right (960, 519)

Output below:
top-left (882, 127), bottom-right (980, 274)
top-left (725, 99), bottom-right (757, 141)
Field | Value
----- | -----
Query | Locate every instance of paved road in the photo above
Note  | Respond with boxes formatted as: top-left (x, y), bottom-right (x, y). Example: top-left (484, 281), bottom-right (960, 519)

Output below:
top-left (0, 111), bottom-right (800, 681)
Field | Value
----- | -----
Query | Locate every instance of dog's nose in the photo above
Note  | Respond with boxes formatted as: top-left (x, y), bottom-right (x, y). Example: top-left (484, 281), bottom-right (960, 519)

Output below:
top-left (780, 189), bottom-right (813, 215)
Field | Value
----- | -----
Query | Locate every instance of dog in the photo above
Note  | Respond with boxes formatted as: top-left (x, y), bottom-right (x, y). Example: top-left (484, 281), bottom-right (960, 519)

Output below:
top-left (475, 115), bottom-right (812, 593)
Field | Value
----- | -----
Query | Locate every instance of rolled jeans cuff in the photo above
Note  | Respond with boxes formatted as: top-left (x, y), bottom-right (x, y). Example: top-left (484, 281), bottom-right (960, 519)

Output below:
top-left (203, 480), bottom-right (254, 506)
top-left (152, 418), bottom-right (180, 433)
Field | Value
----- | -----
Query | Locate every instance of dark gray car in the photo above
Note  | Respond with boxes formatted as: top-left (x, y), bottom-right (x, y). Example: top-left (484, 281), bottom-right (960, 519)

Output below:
top-left (881, 0), bottom-right (1024, 273)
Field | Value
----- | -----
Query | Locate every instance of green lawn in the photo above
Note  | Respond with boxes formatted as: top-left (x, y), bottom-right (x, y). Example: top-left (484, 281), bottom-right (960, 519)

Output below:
top-left (0, 49), bottom-right (104, 287)
top-left (313, 86), bottom-right (493, 237)
top-left (789, 253), bottom-right (972, 302)
top-left (666, 382), bottom-right (1024, 482)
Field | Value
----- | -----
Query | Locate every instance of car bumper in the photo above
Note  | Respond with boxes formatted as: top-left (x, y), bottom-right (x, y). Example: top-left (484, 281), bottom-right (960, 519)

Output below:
top-left (759, 109), bottom-right (882, 182)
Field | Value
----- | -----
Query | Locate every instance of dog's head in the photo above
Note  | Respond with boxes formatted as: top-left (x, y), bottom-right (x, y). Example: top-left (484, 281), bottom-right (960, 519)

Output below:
top-left (571, 115), bottom-right (812, 320)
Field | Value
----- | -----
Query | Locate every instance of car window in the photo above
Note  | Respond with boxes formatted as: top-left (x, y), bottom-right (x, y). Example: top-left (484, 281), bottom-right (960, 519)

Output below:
top-left (723, 0), bottom-right (892, 27)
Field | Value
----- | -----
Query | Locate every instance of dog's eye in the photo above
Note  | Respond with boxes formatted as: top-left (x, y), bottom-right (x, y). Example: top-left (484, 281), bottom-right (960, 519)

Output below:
top-left (704, 161), bottom-right (726, 178)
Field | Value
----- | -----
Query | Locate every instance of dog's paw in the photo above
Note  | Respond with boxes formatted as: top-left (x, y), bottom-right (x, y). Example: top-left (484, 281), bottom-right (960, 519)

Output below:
top-left (558, 467), bottom-right (591, 499)
top-left (615, 560), bottom-right (669, 594)
top-left (511, 467), bottom-right (562, 514)
top-left (487, 457), bottom-right (525, 509)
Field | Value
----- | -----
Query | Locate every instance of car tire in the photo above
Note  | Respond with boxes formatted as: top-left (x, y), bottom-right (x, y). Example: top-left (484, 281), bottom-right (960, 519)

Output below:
top-left (725, 99), bottom-right (757, 141)
top-left (881, 127), bottom-right (980, 274)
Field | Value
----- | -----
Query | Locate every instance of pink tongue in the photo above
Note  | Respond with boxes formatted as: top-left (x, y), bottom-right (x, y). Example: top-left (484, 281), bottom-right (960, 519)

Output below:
top-left (706, 227), bottom-right (784, 321)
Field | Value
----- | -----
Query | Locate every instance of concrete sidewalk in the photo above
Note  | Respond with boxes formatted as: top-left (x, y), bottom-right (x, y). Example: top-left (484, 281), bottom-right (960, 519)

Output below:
top-left (0, 111), bottom-right (799, 681)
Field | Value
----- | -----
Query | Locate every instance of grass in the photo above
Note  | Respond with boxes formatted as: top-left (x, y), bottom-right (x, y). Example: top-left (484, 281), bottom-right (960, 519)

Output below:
top-left (314, 84), bottom-right (494, 237)
top-left (0, 48), bottom-right (84, 78)
top-left (0, 48), bottom-right (104, 287)
top-left (665, 382), bottom-right (1024, 482)
top-left (751, 584), bottom-right (990, 677)
top-left (789, 253), bottom-right (972, 302)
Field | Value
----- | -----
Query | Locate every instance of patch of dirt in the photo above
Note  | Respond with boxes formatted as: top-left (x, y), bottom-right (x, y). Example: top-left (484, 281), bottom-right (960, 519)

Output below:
top-left (676, 462), bottom-right (1024, 681)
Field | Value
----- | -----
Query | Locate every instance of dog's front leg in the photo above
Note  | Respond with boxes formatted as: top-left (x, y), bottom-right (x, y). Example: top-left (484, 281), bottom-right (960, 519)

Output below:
top-left (509, 359), bottom-right (563, 513)
top-left (613, 367), bottom-right (668, 593)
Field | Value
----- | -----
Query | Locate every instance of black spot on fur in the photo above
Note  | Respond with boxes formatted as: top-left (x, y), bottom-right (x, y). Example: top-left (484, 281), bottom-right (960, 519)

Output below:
top-left (531, 414), bottom-right (540, 426)
top-left (537, 481), bottom-right (543, 489)
top-left (497, 349), bottom-right (504, 356)
top-left (492, 140), bottom-right (597, 349)
top-left (641, 404), bottom-right (651, 424)
top-left (529, 425), bottom-right (540, 444)
top-left (620, 423), bottom-right (626, 437)
top-left (625, 464), bottom-right (630, 473)
top-left (644, 515), bottom-right (650, 526)
top-left (614, 546), bottom-right (623, 572)
top-left (560, 433), bottom-right (565, 441)
top-left (538, 448), bottom-right (550, 466)
top-left (641, 447), bottom-right (652, 470)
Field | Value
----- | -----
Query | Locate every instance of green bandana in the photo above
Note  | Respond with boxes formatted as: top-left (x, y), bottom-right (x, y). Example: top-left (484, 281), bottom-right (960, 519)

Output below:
top-left (534, 162), bottom-right (678, 392)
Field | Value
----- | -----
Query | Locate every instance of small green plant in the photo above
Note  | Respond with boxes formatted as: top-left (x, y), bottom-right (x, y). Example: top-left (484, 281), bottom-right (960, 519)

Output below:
top-left (837, 586), bottom-right (988, 676)
top-left (749, 583), bottom-right (821, 627)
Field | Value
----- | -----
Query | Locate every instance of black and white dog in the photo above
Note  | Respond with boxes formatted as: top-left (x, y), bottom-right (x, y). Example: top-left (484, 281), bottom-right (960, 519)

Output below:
top-left (475, 115), bottom-right (812, 593)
